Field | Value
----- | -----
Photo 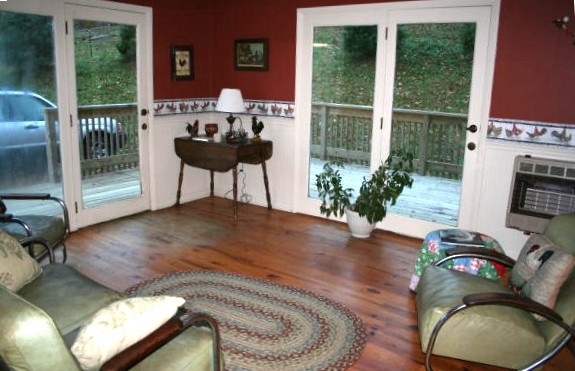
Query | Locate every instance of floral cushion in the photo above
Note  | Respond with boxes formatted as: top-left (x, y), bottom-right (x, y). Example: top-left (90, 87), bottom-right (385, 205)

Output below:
top-left (511, 233), bottom-right (575, 319)
top-left (71, 296), bottom-right (185, 370)
top-left (410, 229), bottom-right (505, 291)
top-left (0, 230), bottom-right (42, 291)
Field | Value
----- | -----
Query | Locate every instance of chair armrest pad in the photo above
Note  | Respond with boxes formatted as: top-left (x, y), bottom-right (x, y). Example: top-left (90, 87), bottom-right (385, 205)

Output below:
top-left (434, 246), bottom-right (516, 268)
top-left (0, 213), bottom-right (14, 222)
top-left (101, 311), bottom-right (221, 371)
top-left (0, 193), bottom-right (52, 200)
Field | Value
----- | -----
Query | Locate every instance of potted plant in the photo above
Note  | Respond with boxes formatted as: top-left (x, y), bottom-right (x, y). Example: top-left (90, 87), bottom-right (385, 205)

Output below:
top-left (315, 151), bottom-right (414, 238)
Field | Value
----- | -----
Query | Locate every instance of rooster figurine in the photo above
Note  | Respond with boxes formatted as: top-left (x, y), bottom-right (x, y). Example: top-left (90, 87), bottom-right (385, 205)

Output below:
top-left (251, 116), bottom-right (264, 143)
top-left (186, 120), bottom-right (199, 137)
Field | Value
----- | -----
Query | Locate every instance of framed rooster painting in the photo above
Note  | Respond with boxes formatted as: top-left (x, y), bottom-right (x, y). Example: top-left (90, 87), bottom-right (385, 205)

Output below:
top-left (171, 45), bottom-right (194, 81)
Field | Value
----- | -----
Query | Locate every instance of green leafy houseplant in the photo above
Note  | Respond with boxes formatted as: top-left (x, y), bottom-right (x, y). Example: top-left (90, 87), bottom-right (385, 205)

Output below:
top-left (315, 152), bottom-right (414, 225)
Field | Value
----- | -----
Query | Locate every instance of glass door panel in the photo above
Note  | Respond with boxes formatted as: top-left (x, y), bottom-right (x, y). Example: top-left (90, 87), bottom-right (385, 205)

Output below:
top-left (307, 25), bottom-right (377, 202)
top-left (388, 22), bottom-right (474, 226)
top-left (0, 11), bottom-right (63, 216)
top-left (72, 20), bottom-right (141, 209)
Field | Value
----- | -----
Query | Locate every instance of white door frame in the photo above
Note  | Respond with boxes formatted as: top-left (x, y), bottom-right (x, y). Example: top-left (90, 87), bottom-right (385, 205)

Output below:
top-left (64, 1), bottom-right (153, 229)
top-left (294, 0), bottom-right (500, 238)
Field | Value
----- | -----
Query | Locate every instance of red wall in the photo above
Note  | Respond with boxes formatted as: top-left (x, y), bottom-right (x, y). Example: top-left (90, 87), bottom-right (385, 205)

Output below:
top-left (120, 0), bottom-right (214, 99)
top-left (121, 0), bottom-right (575, 125)
top-left (491, 0), bottom-right (575, 124)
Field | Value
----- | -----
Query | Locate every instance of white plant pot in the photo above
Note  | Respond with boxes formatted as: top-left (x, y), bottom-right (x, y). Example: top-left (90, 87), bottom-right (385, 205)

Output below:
top-left (345, 209), bottom-right (376, 238)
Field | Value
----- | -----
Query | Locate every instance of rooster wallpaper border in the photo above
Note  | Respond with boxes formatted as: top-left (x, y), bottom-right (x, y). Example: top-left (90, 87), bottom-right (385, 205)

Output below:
top-left (488, 118), bottom-right (574, 148)
top-left (153, 98), bottom-right (294, 118)
top-left (152, 98), bottom-right (574, 149)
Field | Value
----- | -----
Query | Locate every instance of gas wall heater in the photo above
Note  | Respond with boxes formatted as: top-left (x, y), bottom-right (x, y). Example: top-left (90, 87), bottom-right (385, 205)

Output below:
top-left (507, 155), bottom-right (575, 233)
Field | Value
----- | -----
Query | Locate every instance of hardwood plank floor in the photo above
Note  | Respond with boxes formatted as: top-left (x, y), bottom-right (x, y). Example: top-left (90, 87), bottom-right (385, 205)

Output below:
top-left (63, 197), bottom-right (573, 371)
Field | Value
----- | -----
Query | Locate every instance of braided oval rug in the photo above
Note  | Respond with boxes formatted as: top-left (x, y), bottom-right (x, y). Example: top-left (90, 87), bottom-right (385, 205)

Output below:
top-left (125, 270), bottom-right (367, 371)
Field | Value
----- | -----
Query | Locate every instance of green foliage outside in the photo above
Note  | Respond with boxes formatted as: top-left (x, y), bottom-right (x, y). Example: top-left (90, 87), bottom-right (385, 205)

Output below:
top-left (74, 23), bottom-right (137, 105)
top-left (0, 11), bottom-right (136, 105)
top-left (312, 26), bottom-right (376, 106)
top-left (0, 12), bottom-right (56, 101)
top-left (313, 23), bottom-right (475, 113)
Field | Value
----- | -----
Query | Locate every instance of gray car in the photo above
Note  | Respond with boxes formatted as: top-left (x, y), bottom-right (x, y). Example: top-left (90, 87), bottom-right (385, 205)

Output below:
top-left (0, 91), bottom-right (127, 188)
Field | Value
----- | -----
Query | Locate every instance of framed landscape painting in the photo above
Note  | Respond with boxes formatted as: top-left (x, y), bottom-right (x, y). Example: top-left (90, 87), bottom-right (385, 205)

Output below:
top-left (234, 39), bottom-right (268, 71)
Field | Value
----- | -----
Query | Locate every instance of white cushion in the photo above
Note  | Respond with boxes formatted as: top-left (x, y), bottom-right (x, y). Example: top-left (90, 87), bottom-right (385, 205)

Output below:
top-left (71, 296), bottom-right (186, 370)
top-left (0, 230), bottom-right (42, 291)
top-left (511, 234), bottom-right (575, 319)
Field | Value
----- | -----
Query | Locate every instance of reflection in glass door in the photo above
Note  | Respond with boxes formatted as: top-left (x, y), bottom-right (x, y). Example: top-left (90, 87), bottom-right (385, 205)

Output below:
top-left (307, 26), bottom-right (377, 202)
top-left (0, 11), bottom-right (63, 216)
top-left (72, 20), bottom-right (142, 209)
top-left (387, 23), bottom-right (475, 226)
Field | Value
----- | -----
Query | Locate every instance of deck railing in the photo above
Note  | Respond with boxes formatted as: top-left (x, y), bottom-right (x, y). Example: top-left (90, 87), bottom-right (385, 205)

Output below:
top-left (45, 104), bottom-right (139, 179)
top-left (311, 103), bottom-right (468, 179)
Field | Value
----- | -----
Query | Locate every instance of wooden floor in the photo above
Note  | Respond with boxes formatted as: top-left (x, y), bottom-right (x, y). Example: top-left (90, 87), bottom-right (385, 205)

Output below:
top-left (62, 198), bottom-right (573, 371)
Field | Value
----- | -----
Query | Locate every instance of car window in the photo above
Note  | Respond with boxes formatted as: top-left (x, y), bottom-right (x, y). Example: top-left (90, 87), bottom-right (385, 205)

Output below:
top-left (2, 95), bottom-right (51, 122)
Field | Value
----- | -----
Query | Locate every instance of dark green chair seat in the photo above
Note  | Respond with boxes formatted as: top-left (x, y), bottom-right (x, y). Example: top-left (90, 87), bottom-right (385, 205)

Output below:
top-left (0, 193), bottom-right (69, 263)
top-left (1, 214), bottom-right (67, 261)
top-left (18, 264), bottom-right (123, 336)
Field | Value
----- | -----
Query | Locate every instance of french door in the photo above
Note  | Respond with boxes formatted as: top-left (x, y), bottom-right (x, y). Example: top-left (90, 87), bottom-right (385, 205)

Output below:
top-left (294, 1), bottom-right (499, 238)
top-left (65, 4), bottom-right (152, 228)
top-left (1, 0), bottom-right (153, 230)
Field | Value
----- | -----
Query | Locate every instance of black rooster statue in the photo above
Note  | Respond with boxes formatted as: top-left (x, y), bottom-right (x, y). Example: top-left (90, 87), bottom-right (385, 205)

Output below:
top-left (186, 119), bottom-right (199, 137)
top-left (251, 116), bottom-right (264, 143)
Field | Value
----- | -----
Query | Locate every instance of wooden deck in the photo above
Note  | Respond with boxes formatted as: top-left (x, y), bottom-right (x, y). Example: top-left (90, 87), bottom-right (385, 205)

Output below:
top-left (309, 158), bottom-right (460, 226)
top-left (5, 161), bottom-right (459, 226)
top-left (2, 169), bottom-right (141, 216)
top-left (3, 163), bottom-right (461, 226)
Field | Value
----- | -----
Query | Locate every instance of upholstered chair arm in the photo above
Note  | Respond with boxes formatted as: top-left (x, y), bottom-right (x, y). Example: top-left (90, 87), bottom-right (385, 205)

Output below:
top-left (101, 311), bottom-right (222, 371)
top-left (463, 293), bottom-right (566, 323)
top-left (433, 246), bottom-right (516, 268)
top-left (0, 286), bottom-right (82, 371)
top-left (425, 292), bottom-right (575, 371)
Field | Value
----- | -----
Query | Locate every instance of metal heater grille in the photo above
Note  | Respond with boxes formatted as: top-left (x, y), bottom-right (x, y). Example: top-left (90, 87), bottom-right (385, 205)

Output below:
top-left (507, 155), bottom-right (575, 233)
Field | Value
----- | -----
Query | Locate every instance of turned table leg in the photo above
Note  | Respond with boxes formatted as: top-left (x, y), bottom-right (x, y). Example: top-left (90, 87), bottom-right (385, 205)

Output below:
top-left (261, 161), bottom-right (272, 210)
top-left (210, 170), bottom-right (215, 197)
top-left (232, 166), bottom-right (238, 221)
top-left (176, 159), bottom-right (185, 205)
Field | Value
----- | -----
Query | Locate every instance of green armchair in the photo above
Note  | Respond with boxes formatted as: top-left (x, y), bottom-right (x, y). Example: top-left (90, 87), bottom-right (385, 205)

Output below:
top-left (416, 213), bottom-right (575, 370)
top-left (0, 235), bottom-right (222, 371)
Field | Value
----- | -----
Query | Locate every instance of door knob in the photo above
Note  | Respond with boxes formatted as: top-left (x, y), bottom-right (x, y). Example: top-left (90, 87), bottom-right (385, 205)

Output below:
top-left (141, 123), bottom-right (148, 130)
top-left (467, 142), bottom-right (476, 151)
top-left (140, 108), bottom-right (149, 116)
top-left (467, 124), bottom-right (478, 133)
